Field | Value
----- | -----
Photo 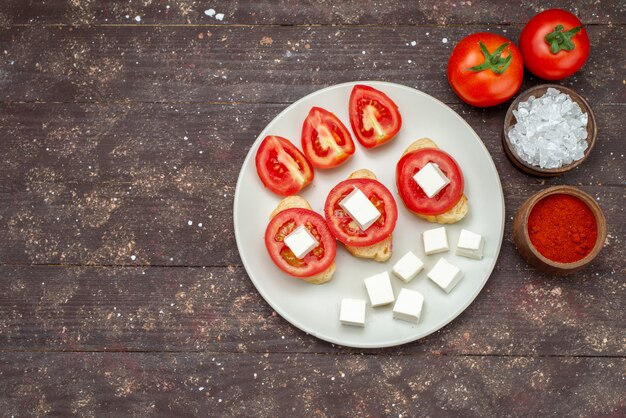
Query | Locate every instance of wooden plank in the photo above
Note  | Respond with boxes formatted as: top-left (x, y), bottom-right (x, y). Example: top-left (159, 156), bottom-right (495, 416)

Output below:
top-left (0, 185), bottom-right (622, 268)
top-left (0, 102), bottom-right (623, 194)
top-left (0, 102), bottom-right (623, 266)
top-left (0, 263), bottom-right (623, 356)
top-left (0, 352), bottom-right (624, 416)
top-left (0, 25), bottom-right (623, 105)
top-left (2, 0), bottom-right (624, 25)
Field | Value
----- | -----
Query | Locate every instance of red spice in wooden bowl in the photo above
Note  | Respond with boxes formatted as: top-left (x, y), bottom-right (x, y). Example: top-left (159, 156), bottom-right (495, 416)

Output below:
top-left (513, 185), bottom-right (606, 275)
top-left (527, 194), bottom-right (597, 263)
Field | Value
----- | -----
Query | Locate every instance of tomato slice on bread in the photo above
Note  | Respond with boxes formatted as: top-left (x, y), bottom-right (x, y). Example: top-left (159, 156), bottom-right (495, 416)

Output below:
top-left (301, 107), bottom-right (355, 169)
top-left (265, 208), bottom-right (336, 278)
top-left (396, 148), bottom-right (464, 216)
top-left (255, 135), bottom-right (314, 196)
top-left (349, 85), bottom-right (402, 148)
top-left (324, 178), bottom-right (398, 247)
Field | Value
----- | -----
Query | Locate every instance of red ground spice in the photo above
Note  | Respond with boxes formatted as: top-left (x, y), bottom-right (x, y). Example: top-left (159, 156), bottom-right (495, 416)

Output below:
top-left (527, 194), bottom-right (597, 263)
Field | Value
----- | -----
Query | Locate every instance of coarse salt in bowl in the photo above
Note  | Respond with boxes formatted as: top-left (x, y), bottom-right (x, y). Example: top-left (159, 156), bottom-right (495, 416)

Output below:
top-left (502, 84), bottom-right (597, 177)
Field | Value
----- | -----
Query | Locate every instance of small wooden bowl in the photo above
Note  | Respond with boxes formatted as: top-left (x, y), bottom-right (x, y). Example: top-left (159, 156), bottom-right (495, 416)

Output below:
top-left (513, 185), bottom-right (606, 275)
top-left (502, 84), bottom-right (597, 177)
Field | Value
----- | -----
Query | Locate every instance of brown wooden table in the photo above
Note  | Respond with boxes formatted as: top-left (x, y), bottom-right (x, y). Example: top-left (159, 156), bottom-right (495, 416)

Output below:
top-left (1, 1), bottom-right (624, 416)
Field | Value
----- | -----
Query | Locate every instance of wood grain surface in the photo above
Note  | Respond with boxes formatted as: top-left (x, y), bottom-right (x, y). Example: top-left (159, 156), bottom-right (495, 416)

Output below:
top-left (1, 353), bottom-right (624, 417)
top-left (0, 1), bottom-right (624, 416)
top-left (0, 26), bottom-right (624, 104)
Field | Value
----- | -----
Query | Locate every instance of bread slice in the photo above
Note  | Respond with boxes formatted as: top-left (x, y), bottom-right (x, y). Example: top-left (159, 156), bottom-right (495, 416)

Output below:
top-left (270, 195), bottom-right (312, 219)
top-left (402, 138), bottom-right (468, 224)
top-left (402, 138), bottom-right (439, 155)
top-left (270, 196), bottom-right (335, 284)
top-left (343, 169), bottom-right (393, 262)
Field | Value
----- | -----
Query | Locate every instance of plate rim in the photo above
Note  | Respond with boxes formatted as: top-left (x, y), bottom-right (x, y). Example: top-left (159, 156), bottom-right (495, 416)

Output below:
top-left (233, 80), bottom-right (505, 348)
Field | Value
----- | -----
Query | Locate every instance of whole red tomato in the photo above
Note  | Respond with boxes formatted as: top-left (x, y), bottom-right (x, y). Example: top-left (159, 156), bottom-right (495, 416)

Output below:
top-left (447, 33), bottom-right (524, 107)
top-left (520, 9), bottom-right (590, 80)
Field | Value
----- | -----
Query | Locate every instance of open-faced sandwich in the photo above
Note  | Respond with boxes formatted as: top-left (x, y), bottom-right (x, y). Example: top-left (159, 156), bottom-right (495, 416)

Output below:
top-left (324, 169), bottom-right (398, 262)
top-left (396, 138), bottom-right (468, 224)
top-left (265, 196), bottom-right (336, 284)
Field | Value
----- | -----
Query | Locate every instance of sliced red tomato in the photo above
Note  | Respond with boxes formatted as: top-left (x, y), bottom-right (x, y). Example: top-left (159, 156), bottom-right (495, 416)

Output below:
top-left (324, 178), bottom-right (398, 247)
top-left (349, 85), bottom-right (402, 148)
top-left (396, 148), bottom-right (464, 216)
top-left (301, 107), bottom-right (355, 169)
top-left (265, 208), bottom-right (336, 278)
top-left (255, 135), bottom-right (314, 196)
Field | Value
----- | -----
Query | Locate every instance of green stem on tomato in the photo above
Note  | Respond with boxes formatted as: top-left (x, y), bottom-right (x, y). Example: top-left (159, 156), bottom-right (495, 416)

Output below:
top-left (468, 42), bottom-right (513, 74)
top-left (545, 24), bottom-right (583, 54)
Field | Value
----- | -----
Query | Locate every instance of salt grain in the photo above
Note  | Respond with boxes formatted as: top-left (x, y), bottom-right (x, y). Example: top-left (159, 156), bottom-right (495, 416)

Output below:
top-left (442, 38), bottom-right (448, 43)
top-left (204, 9), bottom-right (216, 17)
top-left (508, 88), bottom-right (588, 169)
top-left (135, 16), bottom-right (141, 22)
top-left (410, 40), bottom-right (417, 46)
top-left (215, 13), bottom-right (224, 21)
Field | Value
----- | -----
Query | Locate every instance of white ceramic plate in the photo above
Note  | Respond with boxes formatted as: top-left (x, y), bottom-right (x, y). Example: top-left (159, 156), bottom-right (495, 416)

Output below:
top-left (234, 81), bottom-right (504, 348)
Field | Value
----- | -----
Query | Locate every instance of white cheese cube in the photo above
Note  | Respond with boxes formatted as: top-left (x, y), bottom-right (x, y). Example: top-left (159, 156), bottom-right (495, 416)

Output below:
top-left (284, 225), bottom-right (319, 259)
top-left (413, 162), bottom-right (450, 198)
top-left (392, 251), bottom-right (424, 283)
top-left (427, 258), bottom-right (463, 293)
top-left (423, 226), bottom-right (449, 255)
top-left (393, 288), bottom-right (425, 324)
top-left (339, 187), bottom-right (381, 231)
top-left (364, 272), bottom-right (395, 307)
top-left (339, 298), bottom-right (366, 327)
top-left (456, 229), bottom-right (485, 260)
